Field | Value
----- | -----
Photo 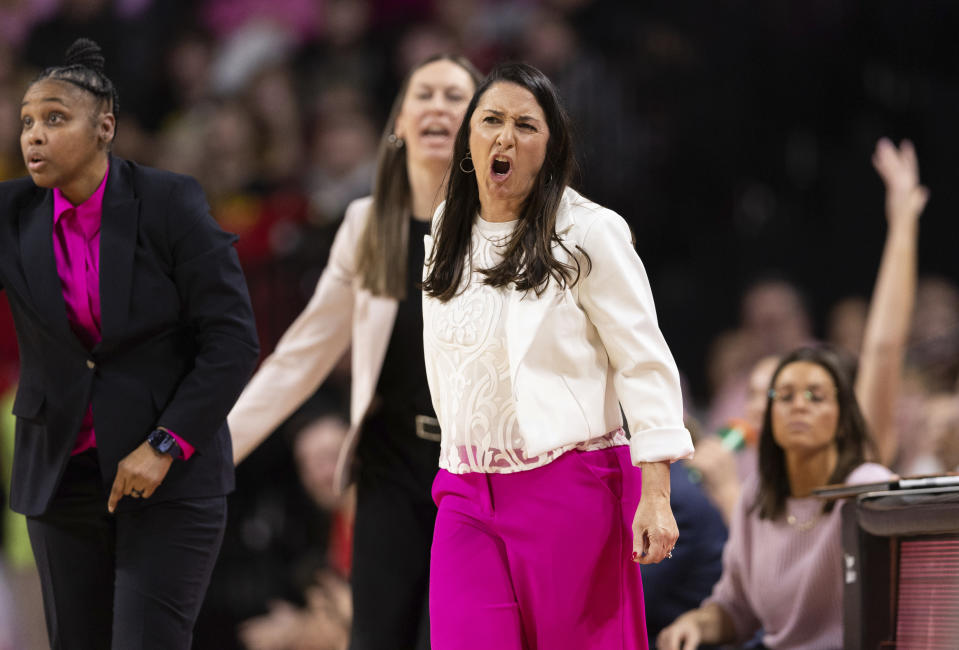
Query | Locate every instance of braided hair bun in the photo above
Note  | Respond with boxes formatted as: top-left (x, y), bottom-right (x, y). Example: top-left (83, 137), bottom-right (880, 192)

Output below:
top-left (64, 38), bottom-right (106, 74)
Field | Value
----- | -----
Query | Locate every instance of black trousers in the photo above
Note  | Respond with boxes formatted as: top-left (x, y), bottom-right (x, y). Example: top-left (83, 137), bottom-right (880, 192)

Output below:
top-left (26, 450), bottom-right (226, 650)
top-left (350, 412), bottom-right (438, 650)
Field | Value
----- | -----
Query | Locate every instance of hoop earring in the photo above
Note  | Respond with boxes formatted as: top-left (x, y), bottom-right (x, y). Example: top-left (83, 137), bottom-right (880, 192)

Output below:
top-left (388, 133), bottom-right (405, 149)
top-left (459, 151), bottom-right (474, 174)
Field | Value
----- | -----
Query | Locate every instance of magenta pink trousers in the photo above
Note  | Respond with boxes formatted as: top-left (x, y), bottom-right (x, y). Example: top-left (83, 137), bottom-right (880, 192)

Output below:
top-left (429, 445), bottom-right (648, 650)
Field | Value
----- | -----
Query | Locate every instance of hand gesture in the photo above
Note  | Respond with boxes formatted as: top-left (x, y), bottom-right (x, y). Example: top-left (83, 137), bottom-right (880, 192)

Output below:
top-left (632, 461), bottom-right (679, 564)
top-left (872, 138), bottom-right (929, 224)
top-left (107, 440), bottom-right (174, 512)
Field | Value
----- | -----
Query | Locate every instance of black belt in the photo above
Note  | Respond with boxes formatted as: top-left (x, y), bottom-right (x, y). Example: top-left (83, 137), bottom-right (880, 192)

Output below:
top-left (414, 414), bottom-right (441, 442)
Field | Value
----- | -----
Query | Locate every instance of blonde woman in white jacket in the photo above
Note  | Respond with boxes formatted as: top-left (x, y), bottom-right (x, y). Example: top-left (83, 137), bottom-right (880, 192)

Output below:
top-left (228, 55), bottom-right (479, 650)
top-left (422, 63), bottom-right (693, 650)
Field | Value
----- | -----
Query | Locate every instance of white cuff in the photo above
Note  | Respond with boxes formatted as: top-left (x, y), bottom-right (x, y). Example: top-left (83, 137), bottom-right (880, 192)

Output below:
top-left (629, 426), bottom-right (695, 465)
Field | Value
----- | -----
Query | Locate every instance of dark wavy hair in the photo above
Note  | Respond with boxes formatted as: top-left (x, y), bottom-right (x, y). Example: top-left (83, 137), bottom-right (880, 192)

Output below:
top-left (31, 38), bottom-right (119, 146)
top-left (355, 54), bottom-right (481, 299)
top-left (422, 62), bottom-right (586, 301)
top-left (753, 346), bottom-right (875, 520)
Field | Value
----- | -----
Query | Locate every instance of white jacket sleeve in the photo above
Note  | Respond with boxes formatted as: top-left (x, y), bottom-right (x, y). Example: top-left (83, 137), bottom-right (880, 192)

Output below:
top-left (227, 198), bottom-right (369, 463)
top-left (576, 209), bottom-right (694, 464)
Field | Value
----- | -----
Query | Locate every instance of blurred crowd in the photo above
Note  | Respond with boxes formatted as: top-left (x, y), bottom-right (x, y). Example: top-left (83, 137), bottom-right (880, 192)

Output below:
top-left (1, 0), bottom-right (959, 648)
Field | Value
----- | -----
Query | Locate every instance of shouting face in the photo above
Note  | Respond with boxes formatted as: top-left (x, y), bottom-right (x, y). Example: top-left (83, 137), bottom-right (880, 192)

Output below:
top-left (468, 81), bottom-right (549, 222)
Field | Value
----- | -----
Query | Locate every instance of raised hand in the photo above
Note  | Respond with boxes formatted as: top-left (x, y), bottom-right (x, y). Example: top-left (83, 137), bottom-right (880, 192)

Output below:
top-left (872, 138), bottom-right (929, 224)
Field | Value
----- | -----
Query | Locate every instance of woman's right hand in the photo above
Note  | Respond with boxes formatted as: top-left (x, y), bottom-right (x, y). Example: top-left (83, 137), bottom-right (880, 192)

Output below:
top-left (872, 137), bottom-right (928, 224)
top-left (656, 615), bottom-right (702, 650)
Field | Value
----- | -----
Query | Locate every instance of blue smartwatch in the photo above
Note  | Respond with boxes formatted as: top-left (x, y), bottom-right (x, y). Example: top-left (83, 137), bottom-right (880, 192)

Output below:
top-left (147, 428), bottom-right (183, 459)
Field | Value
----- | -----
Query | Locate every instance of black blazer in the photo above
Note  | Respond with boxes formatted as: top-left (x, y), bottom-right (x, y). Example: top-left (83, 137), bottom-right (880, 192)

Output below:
top-left (0, 157), bottom-right (259, 516)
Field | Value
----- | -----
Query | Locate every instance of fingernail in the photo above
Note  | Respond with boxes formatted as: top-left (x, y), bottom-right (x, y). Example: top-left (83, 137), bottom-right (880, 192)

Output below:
top-left (632, 551), bottom-right (638, 560)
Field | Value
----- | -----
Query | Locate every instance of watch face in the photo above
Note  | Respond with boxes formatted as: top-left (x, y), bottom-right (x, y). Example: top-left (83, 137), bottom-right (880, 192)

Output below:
top-left (150, 430), bottom-right (175, 454)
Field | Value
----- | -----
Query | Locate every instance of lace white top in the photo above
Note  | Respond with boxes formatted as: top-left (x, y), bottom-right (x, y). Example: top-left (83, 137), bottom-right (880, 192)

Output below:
top-left (425, 216), bottom-right (627, 474)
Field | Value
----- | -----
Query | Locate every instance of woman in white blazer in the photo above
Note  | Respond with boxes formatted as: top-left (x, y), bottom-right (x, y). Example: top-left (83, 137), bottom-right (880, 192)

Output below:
top-left (228, 55), bottom-right (480, 650)
top-left (421, 63), bottom-right (694, 650)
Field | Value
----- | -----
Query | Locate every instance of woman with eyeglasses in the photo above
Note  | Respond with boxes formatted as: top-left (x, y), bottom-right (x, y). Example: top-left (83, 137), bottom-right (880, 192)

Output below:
top-left (657, 346), bottom-right (894, 649)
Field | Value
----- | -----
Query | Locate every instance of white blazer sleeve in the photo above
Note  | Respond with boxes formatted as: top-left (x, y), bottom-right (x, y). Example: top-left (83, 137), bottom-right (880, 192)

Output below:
top-left (227, 198), bottom-right (369, 463)
top-left (576, 209), bottom-right (694, 464)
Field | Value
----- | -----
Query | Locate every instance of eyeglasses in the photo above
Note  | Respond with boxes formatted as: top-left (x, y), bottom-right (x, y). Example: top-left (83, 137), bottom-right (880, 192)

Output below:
top-left (768, 388), bottom-right (836, 405)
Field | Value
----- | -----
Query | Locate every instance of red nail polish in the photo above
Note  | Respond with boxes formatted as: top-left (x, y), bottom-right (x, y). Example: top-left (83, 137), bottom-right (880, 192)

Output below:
top-left (631, 551), bottom-right (639, 560)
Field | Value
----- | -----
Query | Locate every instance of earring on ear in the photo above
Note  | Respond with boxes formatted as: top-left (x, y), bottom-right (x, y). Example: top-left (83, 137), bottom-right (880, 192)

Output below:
top-left (459, 151), bottom-right (474, 174)
top-left (388, 133), bottom-right (405, 149)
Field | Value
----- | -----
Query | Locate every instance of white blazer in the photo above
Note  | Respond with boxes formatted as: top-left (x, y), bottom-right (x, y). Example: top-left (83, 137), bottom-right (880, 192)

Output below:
top-left (228, 197), bottom-right (401, 492)
top-left (423, 188), bottom-right (694, 465)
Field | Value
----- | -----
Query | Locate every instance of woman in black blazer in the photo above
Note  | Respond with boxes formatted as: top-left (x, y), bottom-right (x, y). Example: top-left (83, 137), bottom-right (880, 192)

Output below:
top-left (3, 39), bottom-right (259, 649)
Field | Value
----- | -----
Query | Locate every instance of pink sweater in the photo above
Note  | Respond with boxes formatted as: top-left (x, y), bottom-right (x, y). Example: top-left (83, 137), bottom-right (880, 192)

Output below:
top-left (705, 462), bottom-right (894, 649)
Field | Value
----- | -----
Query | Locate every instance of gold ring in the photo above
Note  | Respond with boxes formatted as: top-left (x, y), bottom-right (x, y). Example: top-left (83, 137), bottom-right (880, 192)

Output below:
top-left (130, 488), bottom-right (143, 498)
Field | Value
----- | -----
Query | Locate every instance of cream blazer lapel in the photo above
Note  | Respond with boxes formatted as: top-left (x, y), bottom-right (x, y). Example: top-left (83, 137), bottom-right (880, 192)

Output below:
top-left (349, 291), bottom-right (397, 425)
top-left (504, 191), bottom-right (576, 386)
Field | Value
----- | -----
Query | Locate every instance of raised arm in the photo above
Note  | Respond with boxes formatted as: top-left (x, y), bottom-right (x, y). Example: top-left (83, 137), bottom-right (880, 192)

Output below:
top-left (856, 138), bottom-right (928, 466)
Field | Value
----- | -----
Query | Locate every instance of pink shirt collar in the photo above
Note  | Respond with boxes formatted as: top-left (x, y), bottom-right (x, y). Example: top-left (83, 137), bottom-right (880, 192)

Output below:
top-left (52, 162), bottom-right (110, 234)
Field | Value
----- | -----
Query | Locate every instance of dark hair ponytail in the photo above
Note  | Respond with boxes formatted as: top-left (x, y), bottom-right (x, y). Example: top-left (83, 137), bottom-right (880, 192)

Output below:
top-left (33, 38), bottom-right (120, 142)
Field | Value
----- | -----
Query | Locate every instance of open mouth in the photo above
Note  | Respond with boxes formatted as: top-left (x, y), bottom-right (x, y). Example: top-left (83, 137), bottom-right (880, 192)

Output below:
top-left (27, 154), bottom-right (46, 170)
top-left (422, 126), bottom-right (451, 139)
top-left (491, 157), bottom-right (511, 177)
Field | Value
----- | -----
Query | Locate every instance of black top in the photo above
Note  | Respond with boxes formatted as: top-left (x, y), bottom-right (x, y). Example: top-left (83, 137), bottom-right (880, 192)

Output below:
top-left (372, 217), bottom-right (435, 421)
top-left (357, 217), bottom-right (438, 490)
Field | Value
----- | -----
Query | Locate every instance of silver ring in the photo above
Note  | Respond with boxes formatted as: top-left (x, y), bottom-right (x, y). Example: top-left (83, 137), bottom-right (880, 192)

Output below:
top-left (130, 488), bottom-right (144, 498)
top-left (667, 551), bottom-right (673, 559)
